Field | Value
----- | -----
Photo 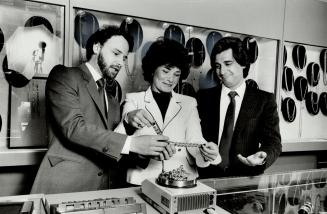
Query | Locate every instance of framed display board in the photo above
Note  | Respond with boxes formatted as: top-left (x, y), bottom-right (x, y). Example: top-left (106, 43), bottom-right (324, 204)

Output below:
top-left (279, 42), bottom-right (327, 151)
top-left (0, 0), bottom-right (66, 148)
top-left (8, 78), bottom-right (47, 148)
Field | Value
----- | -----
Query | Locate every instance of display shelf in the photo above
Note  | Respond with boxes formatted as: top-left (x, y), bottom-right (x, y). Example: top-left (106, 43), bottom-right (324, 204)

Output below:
top-left (0, 146), bottom-right (46, 167)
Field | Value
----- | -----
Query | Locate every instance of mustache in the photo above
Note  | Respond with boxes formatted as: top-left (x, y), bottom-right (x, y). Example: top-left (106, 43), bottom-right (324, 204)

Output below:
top-left (110, 64), bottom-right (122, 71)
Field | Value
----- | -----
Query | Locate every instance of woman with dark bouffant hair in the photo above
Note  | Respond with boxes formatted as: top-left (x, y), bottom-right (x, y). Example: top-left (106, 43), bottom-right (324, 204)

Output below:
top-left (115, 38), bottom-right (221, 185)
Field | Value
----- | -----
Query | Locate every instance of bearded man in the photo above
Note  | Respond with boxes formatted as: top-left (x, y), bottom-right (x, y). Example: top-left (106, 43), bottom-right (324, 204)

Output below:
top-left (31, 26), bottom-right (173, 194)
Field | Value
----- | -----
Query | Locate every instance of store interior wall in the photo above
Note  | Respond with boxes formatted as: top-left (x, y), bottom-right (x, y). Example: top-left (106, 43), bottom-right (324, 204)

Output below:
top-left (0, 0), bottom-right (326, 196)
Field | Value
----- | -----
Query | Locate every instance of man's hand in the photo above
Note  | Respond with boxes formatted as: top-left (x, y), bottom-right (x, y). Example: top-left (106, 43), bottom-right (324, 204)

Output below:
top-left (153, 143), bottom-right (176, 161)
top-left (126, 109), bottom-right (154, 128)
top-left (200, 142), bottom-right (219, 162)
top-left (237, 151), bottom-right (267, 167)
top-left (130, 135), bottom-right (175, 160)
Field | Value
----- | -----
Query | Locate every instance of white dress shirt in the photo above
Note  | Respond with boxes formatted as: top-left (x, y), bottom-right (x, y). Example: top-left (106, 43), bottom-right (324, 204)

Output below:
top-left (218, 81), bottom-right (246, 147)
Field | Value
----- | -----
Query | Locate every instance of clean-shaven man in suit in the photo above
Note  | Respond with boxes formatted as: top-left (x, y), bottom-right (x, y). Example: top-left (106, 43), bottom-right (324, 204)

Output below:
top-left (197, 37), bottom-right (282, 178)
top-left (31, 26), bottom-right (173, 194)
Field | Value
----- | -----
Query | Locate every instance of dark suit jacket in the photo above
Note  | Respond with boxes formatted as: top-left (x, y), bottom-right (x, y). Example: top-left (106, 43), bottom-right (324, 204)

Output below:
top-left (31, 64), bottom-right (127, 194)
top-left (197, 84), bottom-right (281, 178)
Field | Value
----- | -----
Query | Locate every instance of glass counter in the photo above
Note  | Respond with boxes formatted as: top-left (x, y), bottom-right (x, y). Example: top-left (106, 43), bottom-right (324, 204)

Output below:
top-left (201, 168), bottom-right (327, 214)
top-left (0, 168), bottom-right (326, 214)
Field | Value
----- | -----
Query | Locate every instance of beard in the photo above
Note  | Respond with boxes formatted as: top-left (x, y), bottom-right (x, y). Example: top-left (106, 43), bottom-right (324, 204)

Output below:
top-left (97, 53), bottom-right (115, 80)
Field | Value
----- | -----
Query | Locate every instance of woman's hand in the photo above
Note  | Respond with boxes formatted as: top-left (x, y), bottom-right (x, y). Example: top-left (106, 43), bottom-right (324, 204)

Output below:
top-left (126, 109), bottom-right (154, 128)
top-left (200, 142), bottom-right (220, 162)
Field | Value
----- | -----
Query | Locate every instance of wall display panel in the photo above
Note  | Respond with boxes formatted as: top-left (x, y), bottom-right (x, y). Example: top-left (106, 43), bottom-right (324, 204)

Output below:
top-left (8, 78), bottom-right (47, 148)
top-left (280, 42), bottom-right (327, 147)
top-left (72, 9), bottom-right (278, 101)
top-left (0, 0), bottom-right (65, 148)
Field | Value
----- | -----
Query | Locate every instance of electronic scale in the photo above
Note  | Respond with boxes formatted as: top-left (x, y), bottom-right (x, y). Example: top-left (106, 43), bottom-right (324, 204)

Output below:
top-left (141, 178), bottom-right (216, 214)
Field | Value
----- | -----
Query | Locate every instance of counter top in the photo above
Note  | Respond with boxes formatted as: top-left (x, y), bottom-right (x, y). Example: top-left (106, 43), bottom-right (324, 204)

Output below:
top-left (0, 147), bottom-right (46, 167)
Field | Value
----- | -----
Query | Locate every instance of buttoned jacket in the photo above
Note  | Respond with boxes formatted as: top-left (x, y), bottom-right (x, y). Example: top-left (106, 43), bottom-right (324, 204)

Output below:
top-left (31, 64), bottom-right (126, 194)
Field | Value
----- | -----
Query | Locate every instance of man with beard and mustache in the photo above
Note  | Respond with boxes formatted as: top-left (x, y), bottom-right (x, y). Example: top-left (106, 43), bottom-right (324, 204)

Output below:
top-left (31, 26), bottom-right (174, 194)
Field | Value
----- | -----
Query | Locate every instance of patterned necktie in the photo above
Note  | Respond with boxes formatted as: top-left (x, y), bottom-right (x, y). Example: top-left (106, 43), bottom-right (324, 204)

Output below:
top-left (96, 78), bottom-right (107, 118)
top-left (219, 91), bottom-right (238, 170)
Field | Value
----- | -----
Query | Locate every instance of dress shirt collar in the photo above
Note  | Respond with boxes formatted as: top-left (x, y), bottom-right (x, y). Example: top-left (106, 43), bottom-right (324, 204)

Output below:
top-left (221, 80), bottom-right (246, 100)
top-left (86, 62), bottom-right (102, 82)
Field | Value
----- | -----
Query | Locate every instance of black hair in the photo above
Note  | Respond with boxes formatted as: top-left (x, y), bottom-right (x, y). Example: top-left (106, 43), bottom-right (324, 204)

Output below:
top-left (85, 25), bottom-right (134, 61)
top-left (210, 37), bottom-right (249, 77)
top-left (142, 38), bottom-right (190, 83)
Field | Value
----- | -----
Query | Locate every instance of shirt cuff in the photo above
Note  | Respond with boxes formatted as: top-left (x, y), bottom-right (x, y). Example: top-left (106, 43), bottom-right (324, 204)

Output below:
top-left (121, 136), bottom-right (131, 154)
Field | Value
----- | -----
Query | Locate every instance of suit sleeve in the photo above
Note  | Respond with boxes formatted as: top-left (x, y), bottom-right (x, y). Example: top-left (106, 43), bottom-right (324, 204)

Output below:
top-left (115, 93), bottom-right (150, 169)
top-left (185, 98), bottom-right (211, 168)
top-left (258, 93), bottom-right (282, 168)
top-left (46, 65), bottom-right (126, 161)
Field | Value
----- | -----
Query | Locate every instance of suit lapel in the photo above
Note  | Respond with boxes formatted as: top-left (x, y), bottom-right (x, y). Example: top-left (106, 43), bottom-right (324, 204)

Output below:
top-left (233, 86), bottom-right (255, 136)
top-left (162, 92), bottom-right (182, 132)
top-left (214, 86), bottom-right (222, 139)
top-left (144, 88), bottom-right (164, 129)
top-left (80, 64), bottom-right (108, 128)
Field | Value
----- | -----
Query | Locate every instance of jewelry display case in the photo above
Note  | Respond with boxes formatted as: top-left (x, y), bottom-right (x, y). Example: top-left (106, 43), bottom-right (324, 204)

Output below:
top-left (201, 168), bottom-right (327, 213)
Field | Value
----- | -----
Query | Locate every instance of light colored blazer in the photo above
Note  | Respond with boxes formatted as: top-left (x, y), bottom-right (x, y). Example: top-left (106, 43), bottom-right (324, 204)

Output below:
top-left (115, 87), bottom-right (210, 185)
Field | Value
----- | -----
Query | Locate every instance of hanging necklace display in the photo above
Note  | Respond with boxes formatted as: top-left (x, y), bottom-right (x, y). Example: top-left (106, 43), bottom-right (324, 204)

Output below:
top-left (242, 37), bottom-right (259, 84)
top-left (294, 76), bottom-right (308, 137)
top-left (274, 192), bottom-right (286, 214)
top-left (287, 178), bottom-right (302, 206)
top-left (283, 45), bottom-right (287, 66)
top-left (0, 27), bottom-right (4, 53)
top-left (182, 27), bottom-right (200, 95)
top-left (282, 97), bottom-right (296, 123)
top-left (74, 11), bottom-right (99, 63)
top-left (292, 45), bottom-right (307, 70)
top-left (278, 173), bottom-right (291, 186)
top-left (281, 97), bottom-right (296, 122)
top-left (313, 171), bottom-right (327, 189)
top-left (305, 62), bottom-right (320, 116)
top-left (306, 62), bottom-right (320, 87)
top-left (120, 17), bottom-right (143, 52)
top-left (206, 31), bottom-right (222, 56)
top-left (282, 66), bottom-right (294, 92)
top-left (305, 91), bottom-right (319, 115)
top-left (164, 24), bottom-right (185, 46)
top-left (186, 37), bottom-right (205, 67)
top-left (300, 171), bottom-right (313, 191)
top-left (319, 92), bottom-right (327, 116)
top-left (320, 49), bottom-right (327, 85)
top-left (120, 18), bottom-right (143, 82)
top-left (25, 16), bottom-right (54, 33)
top-left (243, 37), bottom-right (259, 64)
